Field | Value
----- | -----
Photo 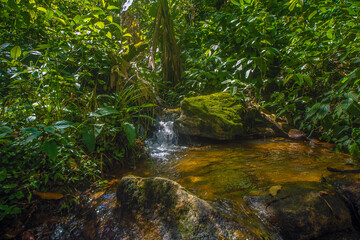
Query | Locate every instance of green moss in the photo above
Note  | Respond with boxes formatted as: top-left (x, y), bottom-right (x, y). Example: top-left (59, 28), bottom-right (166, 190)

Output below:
top-left (181, 92), bottom-right (243, 126)
top-left (180, 92), bottom-right (246, 138)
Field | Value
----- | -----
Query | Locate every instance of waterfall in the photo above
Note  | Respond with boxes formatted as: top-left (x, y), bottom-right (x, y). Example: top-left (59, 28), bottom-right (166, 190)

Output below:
top-left (146, 120), bottom-right (186, 162)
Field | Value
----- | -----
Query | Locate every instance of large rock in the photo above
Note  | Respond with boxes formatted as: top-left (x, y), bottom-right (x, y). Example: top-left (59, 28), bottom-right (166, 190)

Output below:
top-left (244, 181), bottom-right (355, 240)
top-left (116, 176), bottom-right (260, 239)
top-left (174, 92), bottom-right (249, 140)
top-left (174, 92), bottom-right (287, 140)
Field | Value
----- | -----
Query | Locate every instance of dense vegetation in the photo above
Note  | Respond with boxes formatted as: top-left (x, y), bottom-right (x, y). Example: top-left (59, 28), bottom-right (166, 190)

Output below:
top-left (1, 0), bottom-right (359, 223)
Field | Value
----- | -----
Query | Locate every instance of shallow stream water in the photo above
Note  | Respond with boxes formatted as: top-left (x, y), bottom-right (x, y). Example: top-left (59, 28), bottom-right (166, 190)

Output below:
top-left (126, 122), bottom-right (360, 233)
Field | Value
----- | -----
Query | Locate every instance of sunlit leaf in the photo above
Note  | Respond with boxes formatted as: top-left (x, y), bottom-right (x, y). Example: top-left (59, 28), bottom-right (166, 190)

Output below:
top-left (95, 21), bottom-right (105, 29)
top-left (10, 46), bottom-right (21, 59)
top-left (37, 7), bottom-right (47, 13)
top-left (107, 5), bottom-right (119, 10)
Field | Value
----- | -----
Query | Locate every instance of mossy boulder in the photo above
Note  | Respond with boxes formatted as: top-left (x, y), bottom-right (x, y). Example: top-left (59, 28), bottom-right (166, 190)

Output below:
top-left (174, 92), bottom-right (251, 140)
top-left (174, 92), bottom-right (287, 140)
top-left (116, 176), bottom-right (260, 239)
top-left (244, 181), bottom-right (355, 240)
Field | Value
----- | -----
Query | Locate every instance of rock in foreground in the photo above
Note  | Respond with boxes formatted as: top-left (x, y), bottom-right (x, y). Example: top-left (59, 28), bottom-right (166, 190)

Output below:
top-left (244, 181), bottom-right (357, 240)
top-left (116, 176), bottom-right (259, 239)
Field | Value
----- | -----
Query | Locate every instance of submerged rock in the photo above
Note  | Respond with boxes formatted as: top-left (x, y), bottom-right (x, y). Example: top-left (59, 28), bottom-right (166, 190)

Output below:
top-left (174, 92), bottom-right (287, 140)
top-left (244, 181), bottom-right (355, 240)
top-left (116, 176), bottom-right (260, 239)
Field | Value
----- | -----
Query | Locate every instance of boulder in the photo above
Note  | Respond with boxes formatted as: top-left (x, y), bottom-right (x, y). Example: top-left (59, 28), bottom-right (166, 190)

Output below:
top-left (174, 92), bottom-right (249, 140)
top-left (174, 92), bottom-right (287, 140)
top-left (116, 176), bottom-right (260, 239)
top-left (244, 181), bottom-right (355, 240)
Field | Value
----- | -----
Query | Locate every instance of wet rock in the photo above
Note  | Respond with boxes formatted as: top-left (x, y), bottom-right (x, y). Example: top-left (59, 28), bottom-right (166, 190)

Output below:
top-left (174, 92), bottom-right (288, 140)
top-left (331, 178), bottom-right (360, 228)
top-left (244, 181), bottom-right (354, 240)
top-left (116, 176), bottom-right (259, 239)
top-left (288, 129), bottom-right (307, 140)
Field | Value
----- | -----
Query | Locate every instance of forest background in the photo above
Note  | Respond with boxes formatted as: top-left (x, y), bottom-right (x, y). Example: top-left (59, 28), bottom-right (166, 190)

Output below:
top-left (0, 0), bottom-right (359, 222)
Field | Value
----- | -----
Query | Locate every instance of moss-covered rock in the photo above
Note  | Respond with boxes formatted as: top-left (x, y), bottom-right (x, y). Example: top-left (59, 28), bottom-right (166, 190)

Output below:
top-left (174, 92), bottom-right (287, 140)
top-left (116, 176), bottom-right (260, 239)
top-left (244, 181), bottom-right (355, 240)
top-left (174, 92), bottom-right (250, 140)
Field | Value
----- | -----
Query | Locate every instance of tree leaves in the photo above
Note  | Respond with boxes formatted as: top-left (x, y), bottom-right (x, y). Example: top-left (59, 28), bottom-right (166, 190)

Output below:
top-left (10, 46), bottom-right (21, 59)
top-left (43, 141), bottom-right (58, 160)
top-left (82, 127), bottom-right (95, 152)
top-left (123, 122), bottom-right (136, 146)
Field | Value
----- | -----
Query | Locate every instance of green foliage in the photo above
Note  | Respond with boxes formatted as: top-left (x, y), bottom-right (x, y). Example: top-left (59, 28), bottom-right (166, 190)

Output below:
top-left (177, 0), bottom-right (360, 155)
top-left (0, 0), bottom-right (157, 221)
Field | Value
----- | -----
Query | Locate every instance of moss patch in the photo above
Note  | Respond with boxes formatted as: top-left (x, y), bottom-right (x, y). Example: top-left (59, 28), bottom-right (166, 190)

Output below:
top-left (181, 92), bottom-right (244, 129)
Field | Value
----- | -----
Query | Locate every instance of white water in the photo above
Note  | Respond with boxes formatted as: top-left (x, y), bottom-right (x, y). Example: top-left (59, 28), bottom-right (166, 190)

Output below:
top-left (146, 121), bottom-right (186, 162)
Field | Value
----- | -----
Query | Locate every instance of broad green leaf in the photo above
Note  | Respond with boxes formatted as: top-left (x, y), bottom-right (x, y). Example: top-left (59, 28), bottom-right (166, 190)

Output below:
top-left (123, 122), bottom-right (136, 146)
top-left (82, 127), bottom-right (95, 152)
top-left (24, 131), bottom-right (41, 144)
top-left (106, 31), bottom-right (112, 39)
top-left (0, 127), bottom-right (13, 138)
top-left (95, 21), bottom-right (105, 29)
top-left (10, 46), bottom-right (21, 59)
top-left (90, 107), bottom-right (121, 117)
top-left (123, 33), bottom-right (132, 37)
top-left (53, 120), bottom-right (75, 130)
top-left (106, 15), bottom-right (113, 23)
top-left (44, 126), bottom-right (55, 134)
top-left (73, 15), bottom-right (81, 24)
top-left (43, 141), bottom-right (58, 159)
top-left (326, 29), bottom-right (334, 39)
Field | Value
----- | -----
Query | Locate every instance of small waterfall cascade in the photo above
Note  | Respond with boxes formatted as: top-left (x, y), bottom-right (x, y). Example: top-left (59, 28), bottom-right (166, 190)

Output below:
top-left (146, 120), bottom-right (186, 162)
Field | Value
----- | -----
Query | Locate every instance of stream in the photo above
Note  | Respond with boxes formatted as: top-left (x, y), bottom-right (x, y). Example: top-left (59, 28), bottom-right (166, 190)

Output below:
top-left (30, 120), bottom-right (360, 239)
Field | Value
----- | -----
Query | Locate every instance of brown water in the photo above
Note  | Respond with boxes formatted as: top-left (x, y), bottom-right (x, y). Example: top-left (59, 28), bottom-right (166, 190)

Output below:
top-left (126, 138), bottom-right (359, 229)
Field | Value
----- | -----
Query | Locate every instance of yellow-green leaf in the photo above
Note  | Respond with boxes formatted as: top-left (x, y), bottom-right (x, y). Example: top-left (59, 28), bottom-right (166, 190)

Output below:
top-left (106, 31), bottom-right (112, 39)
top-left (95, 21), bottom-right (105, 29)
top-left (106, 15), bottom-right (113, 23)
top-left (37, 7), bottom-right (47, 13)
top-left (10, 46), bottom-right (21, 59)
